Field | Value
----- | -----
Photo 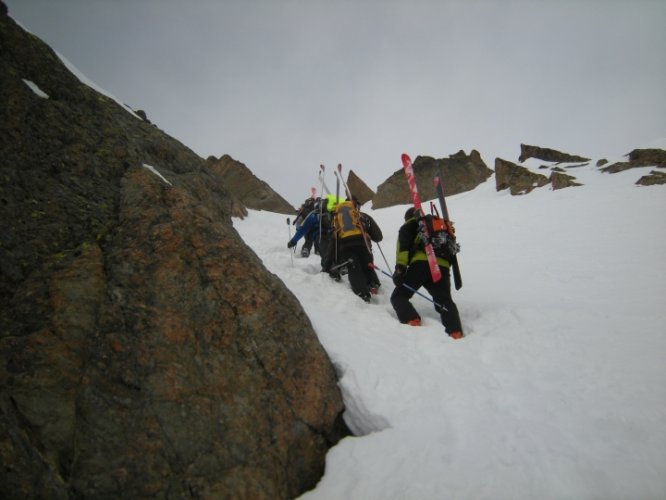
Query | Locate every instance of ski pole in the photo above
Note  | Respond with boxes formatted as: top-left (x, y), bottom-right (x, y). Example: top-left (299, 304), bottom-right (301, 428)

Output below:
top-left (329, 258), bottom-right (353, 272)
top-left (287, 217), bottom-right (294, 267)
top-left (368, 263), bottom-right (447, 312)
top-left (375, 241), bottom-right (392, 272)
top-left (319, 165), bottom-right (326, 242)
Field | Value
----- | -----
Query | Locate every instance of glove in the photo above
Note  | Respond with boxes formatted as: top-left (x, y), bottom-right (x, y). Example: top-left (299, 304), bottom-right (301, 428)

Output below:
top-left (287, 240), bottom-right (297, 249)
top-left (392, 265), bottom-right (406, 287)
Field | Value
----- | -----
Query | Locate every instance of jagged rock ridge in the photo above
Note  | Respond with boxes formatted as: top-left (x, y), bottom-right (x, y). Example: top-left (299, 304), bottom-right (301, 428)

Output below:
top-left (495, 158), bottom-right (582, 195)
top-left (372, 150), bottom-right (493, 209)
top-left (601, 148), bottom-right (666, 173)
top-left (206, 154), bottom-right (295, 215)
top-left (0, 5), bottom-right (346, 499)
top-left (496, 145), bottom-right (666, 194)
top-left (346, 169), bottom-right (375, 206)
top-left (518, 144), bottom-right (591, 164)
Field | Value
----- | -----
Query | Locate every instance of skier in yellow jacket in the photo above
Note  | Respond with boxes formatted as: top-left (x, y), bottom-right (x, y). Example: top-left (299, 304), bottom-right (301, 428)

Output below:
top-left (391, 207), bottom-right (463, 339)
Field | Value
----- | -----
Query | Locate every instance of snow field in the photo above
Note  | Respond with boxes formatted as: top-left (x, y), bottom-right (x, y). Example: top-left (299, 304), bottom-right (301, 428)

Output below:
top-left (235, 164), bottom-right (666, 499)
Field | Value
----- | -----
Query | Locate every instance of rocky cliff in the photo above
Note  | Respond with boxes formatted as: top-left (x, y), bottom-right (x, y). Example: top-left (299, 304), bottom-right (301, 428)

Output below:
top-left (0, 5), bottom-right (346, 499)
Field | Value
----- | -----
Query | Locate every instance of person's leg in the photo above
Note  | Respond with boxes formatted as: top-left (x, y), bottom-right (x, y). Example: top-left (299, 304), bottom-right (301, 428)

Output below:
top-left (338, 249), bottom-right (371, 301)
top-left (390, 261), bottom-right (429, 323)
top-left (424, 267), bottom-right (463, 336)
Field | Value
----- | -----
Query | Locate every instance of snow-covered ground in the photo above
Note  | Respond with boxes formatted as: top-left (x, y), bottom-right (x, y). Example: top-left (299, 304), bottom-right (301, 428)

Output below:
top-left (235, 161), bottom-right (666, 500)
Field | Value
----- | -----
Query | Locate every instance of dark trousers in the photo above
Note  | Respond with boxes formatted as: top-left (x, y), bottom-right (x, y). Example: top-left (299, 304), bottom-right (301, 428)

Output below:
top-left (337, 243), bottom-right (376, 298)
top-left (301, 228), bottom-right (320, 254)
top-left (319, 234), bottom-right (333, 272)
top-left (390, 261), bottom-right (463, 334)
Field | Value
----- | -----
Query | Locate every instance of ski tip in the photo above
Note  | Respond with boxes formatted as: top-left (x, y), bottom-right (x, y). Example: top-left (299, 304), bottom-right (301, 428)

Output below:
top-left (401, 153), bottom-right (412, 167)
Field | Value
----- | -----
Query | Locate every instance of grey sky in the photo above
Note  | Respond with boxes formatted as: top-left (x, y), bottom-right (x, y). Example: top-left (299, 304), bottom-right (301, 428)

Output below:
top-left (6, 0), bottom-right (666, 204)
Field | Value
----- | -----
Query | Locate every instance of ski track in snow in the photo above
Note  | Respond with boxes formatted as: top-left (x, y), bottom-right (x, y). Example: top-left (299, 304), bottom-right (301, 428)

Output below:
top-left (235, 163), bottom-right (666, 500)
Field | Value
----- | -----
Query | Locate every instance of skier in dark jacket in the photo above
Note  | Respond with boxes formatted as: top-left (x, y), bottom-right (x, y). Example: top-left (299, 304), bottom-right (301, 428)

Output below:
top-left (390, 207), bottom-right (463, 339)
top-left (293, 197), bottom-right (318, 257)
top-left (333, 196), bottom-right (383, 302)
top-left (288, 196), bottom-right (336, 273)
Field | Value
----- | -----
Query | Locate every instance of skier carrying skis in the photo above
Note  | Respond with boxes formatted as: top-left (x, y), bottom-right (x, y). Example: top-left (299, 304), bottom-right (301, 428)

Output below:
top-left (333, 196), bottom-right (383, 302)
top-left (391, 207), bottom-right (463, 339)
top-left (288, 195), bottom-right (337, 274)
top-left (293, 196), bottom-right (318, 257)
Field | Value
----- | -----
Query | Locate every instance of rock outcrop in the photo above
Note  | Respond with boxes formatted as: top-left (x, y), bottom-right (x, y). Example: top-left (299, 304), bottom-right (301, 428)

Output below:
top-left (550, 171), bottom-right (582, 190)
top-left (372, 150), bottom-right (493, 209)
top-left (206, 154), bottom-right (295, 215)
top-left (346, 169), bottom-right (375, 206)
top-left (0, 5), bottom-right (346, 499)
top-left (636, 170), bottom-right (666, 186)
top-left (495, 158), bottom-right (550, 195)
top-left (601, 148), bottom-right (666, 173)
top-left (518, 144), bottom-right (590, 164)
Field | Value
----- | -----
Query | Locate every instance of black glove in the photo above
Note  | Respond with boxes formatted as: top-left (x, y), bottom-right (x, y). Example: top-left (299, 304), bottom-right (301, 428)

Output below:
top-left (287, 240), bottom-right (296, 249)
top-left (393, 264), bottom-right (406, 287)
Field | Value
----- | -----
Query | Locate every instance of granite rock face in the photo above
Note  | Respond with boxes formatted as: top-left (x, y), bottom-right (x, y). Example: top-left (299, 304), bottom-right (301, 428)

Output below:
top-left (0, 5), bottom-right (346, 499)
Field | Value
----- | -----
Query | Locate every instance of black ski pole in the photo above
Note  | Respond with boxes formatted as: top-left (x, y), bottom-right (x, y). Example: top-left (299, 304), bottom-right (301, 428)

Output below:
top-left (368, 263), bottom-right (447, 311)
top-left (329, 258), bottom-right (353, 272)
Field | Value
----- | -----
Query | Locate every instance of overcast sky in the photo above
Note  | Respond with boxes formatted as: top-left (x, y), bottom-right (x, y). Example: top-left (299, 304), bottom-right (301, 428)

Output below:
top-left (7, 0), bottom-right (666, 203)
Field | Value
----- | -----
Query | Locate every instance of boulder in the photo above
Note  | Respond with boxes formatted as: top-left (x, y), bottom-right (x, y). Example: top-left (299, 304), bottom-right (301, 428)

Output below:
top-left (0, 7), bottom-right (346, 499)
top-left (550, 171), bottom-right (582, 190)
top-left (495, 158), bottom-right (550, 195)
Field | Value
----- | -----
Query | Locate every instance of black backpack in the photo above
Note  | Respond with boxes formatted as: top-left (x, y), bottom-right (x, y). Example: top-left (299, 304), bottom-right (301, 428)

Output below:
top-left (417, 213), bottom-right (460, 261)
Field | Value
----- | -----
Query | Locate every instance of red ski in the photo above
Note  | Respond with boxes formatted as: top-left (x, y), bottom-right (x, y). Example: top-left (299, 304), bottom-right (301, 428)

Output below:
top-left (401, 153), bottom-right (442, 283)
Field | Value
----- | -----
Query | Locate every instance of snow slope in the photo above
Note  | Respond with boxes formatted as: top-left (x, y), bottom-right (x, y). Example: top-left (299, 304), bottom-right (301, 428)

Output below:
top-left (235, 162), bottom-right (666, 499)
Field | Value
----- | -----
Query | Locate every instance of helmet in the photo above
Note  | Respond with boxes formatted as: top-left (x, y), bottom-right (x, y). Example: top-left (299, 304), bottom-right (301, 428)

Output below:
top-left (404, 207), bottom-right (416, 220)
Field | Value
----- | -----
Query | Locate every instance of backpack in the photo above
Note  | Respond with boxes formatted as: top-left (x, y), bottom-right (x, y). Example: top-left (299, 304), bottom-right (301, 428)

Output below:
top-left (295, 197), bottom-right (316, 226)
top-left (417, 213), bottom-right (460, 261)
top-left (333, 200), bottom-right (363, 240)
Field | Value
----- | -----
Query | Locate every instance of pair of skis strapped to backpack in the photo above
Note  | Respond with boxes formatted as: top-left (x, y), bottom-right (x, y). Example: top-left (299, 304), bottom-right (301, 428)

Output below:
top-left (401, 153), bottom-right (463, 289)
top-left (333, 164), bottom-right (372, 253)
top-left (318, 163), bottom-right (373, 268)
